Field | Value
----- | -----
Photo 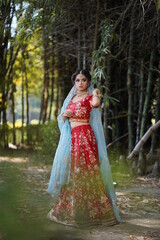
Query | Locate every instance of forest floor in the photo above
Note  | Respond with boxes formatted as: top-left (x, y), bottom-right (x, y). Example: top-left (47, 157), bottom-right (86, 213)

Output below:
top-left (0, 149), bottom-right (160, 240)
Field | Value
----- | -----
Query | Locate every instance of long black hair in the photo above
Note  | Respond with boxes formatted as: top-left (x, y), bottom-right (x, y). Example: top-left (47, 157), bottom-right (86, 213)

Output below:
top-left (71, 69), bottom-right (91, 85)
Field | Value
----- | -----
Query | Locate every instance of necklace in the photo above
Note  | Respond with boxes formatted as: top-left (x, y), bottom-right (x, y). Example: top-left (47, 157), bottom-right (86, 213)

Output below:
top-left (76, 91), bottom-right (88, 97)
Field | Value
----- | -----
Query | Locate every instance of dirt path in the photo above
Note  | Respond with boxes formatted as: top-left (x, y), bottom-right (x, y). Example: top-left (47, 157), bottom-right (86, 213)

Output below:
top-left (45, 177), bottom-right (160, 240)
top-left (0, 155), bottom-right (160, 240)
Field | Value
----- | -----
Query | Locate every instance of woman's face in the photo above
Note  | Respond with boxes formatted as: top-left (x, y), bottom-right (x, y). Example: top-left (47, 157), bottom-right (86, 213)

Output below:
top-left (75, 74), bottom-right (89, 91)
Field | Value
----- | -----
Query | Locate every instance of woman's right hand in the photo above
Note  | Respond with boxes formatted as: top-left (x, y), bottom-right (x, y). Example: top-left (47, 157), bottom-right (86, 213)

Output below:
top-left (61, 110), bottom-right (73, 120)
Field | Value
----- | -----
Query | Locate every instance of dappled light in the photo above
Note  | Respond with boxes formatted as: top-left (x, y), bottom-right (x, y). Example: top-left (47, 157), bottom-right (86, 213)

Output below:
top-left (127, 218), bottom-right (160, 229)
top-left (0, 156), bottom-right (27, 163)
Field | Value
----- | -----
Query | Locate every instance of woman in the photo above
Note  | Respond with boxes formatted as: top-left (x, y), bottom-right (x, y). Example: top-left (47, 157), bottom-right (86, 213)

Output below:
top-left (47, 69), bottom-right (122, 227)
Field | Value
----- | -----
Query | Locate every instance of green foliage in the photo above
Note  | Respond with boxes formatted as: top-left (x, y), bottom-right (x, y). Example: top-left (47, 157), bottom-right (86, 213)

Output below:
top-left (26, 124), bottom-right (41, 146)
top-left (15, 0), bottom-right (55, 43)
top-left (0, 0), bottom-right (10, 6)
top-left (13, 34), bottom-right (44, 98)
top-left (37, 120), bottom-right (60, 162)
top-left (92, 19), bottom-right (119, 106)
top-left (154, 0), bottom-right (160, 9)
top-left (92, 19), bottom-right (113, 86)
top-left (0, 121), bottom-right (60, 162)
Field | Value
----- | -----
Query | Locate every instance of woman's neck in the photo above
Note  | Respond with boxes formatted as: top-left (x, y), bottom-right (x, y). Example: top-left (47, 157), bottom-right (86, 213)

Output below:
top-left (76, 90), bottom-right (88, 97)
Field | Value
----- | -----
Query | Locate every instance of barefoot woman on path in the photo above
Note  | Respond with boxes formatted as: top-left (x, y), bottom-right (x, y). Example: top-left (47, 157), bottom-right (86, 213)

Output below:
top-left (47, 69), bottom-right (122, 227)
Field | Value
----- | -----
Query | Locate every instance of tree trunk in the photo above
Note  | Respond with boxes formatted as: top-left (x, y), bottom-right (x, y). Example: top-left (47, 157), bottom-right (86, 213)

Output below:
top-left (25, 66), bottom-right (29, 144)
top-left (11, 69), bottom-right (16, 145)
top-left (55, 78), bottom-right (60, 119)
top-left (136, 59), bottom-right (144, 144)
top-left (59, 57), bottom-right (65, 107)
top-left (54, 40), bottom-right (60, 119)
top-left (0, 1), bottom-right (15, 148)
top-left (140, 51), bottom-right (155, 139)
top-left (77, 18), bottom-right (81, 69)
top-left (82, 15), bottom-right (86, 69)
top-left (48, 50), bottom-right (55, 122)
top-left (39, 84), bottom-right (44, 124)
top-left (114, 78), bottom-right (120, 144)
top-left (103, 58), bottom-right (111, 144)
top-left (42, 32), bottom-right (50, 123)
top-left (82, 29), bottom-right (86, 68)
top-left (91, 0), bottom-right (100, 74)
top-left (150, 77), bottom-right (160, 153)
top-left (22, 46), bottom-right (29, 144)
top-left (2, 90), bottom-right (8, 148)
top-left (24, 61), bottom-right (29, 126)
top-left (138, 50), bottom-right (155, 174)
top-left (128, 120), bottom-right (160, 159)
top-left (127, 4), bottom-right (135, 153)
top-left (21, 51), bottom-right (25, 144)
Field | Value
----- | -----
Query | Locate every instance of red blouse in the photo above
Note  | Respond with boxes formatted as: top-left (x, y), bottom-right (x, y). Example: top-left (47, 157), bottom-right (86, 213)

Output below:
top-left (66, 94), bottom-right (93, 122)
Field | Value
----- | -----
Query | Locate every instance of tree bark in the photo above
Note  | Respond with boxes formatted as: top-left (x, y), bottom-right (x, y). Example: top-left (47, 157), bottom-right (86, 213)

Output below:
top-left (22, 46), bottom-right (29, 144)
top-left (0, 1), bottom-right (15, 148)
top-left (82, 23), bottom-right (86, 69)
top-left (128, 120), bottom-right (160, 159)
top-left (42, 31), bottom-right (50, 123)
top-left (127, 3), bottom-right (135, 153)
top-left (21, 48), bottom-right (25, 144)
top-left (136, 59), bottom-right (144, 144)
top-left (48, 47), bottom-right (55, 122)
top-left (138, 50), bottom-right (155, 174)
top-left (91, 0), bottom-right (100, 74)
top-left (2, 90), bottom-right (8, 148)
top-left (11, 78), bottom-right (16, 145)
top-left (150, 77), bottom-right (160, 153)
top-left (77, 19), bottom-right (81, 69)
top-left (103, 58), bottom-right (111, 144)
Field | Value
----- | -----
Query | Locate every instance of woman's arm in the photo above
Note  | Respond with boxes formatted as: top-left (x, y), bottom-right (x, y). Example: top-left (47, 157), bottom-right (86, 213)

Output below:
top-left (92, 88), bottom-right (101, 108)
top-left (61, 113), bottom-right (67, 121)
top-left (61, 110), bottom-right (73, 121)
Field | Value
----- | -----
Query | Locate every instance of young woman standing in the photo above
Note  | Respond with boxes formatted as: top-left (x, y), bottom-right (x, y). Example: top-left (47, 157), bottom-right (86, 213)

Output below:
top-left (47, 69), bottom-right (122, 227)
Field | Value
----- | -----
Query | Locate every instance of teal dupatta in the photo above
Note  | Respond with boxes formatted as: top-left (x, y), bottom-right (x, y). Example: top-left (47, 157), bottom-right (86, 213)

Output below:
top-left (48, 84), bottom-right (122, 223)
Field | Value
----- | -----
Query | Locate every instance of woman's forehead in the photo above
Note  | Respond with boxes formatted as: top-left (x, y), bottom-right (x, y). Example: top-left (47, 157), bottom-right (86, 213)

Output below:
top-left (76, 74), bottom-right (87, 79)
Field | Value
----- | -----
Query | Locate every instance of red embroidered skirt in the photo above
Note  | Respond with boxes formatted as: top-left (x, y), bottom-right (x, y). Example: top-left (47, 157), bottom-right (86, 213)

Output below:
top-left (47, 124), bottom-right (117, 227)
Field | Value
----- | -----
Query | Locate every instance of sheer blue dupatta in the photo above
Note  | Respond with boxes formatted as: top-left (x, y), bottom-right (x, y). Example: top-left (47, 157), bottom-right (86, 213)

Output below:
top-left (47, 86), bottom-right (76, 200)
top-left (89, 85), bottom-right (122, 223)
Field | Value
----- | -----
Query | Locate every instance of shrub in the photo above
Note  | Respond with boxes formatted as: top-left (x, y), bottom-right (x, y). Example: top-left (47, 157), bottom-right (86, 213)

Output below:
top-left (37, 120), bottom-right (60, 161)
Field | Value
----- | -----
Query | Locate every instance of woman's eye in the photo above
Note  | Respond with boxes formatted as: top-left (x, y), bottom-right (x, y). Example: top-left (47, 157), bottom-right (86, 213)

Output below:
top-left (75, 79), bottom-right (79, 82)
top-left (82, 79), bottom-right (87, 82)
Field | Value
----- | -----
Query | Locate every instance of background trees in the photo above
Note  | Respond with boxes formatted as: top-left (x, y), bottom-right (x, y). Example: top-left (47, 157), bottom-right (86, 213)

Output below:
top-left (0, 0), bottom-right (160, 175)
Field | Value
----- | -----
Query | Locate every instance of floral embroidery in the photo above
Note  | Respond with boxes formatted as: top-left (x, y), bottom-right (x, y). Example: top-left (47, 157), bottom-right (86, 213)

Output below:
top-left (66, 95), bottom-right (93, 122)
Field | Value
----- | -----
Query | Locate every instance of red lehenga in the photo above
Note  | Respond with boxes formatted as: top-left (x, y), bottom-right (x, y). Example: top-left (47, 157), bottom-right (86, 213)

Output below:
top-left (47, 94), bottom-right (118, 227)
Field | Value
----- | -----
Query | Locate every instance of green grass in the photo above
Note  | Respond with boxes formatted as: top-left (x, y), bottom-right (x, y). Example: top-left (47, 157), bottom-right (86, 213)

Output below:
top-left (108, 147), bottom-right (135, 188)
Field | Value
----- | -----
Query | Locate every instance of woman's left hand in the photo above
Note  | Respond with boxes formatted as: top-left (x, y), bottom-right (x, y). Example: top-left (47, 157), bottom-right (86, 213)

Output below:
top-left (92, 88), bottom-right (100, 96)
top-left (92, 88), bottom-right (101, 108)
